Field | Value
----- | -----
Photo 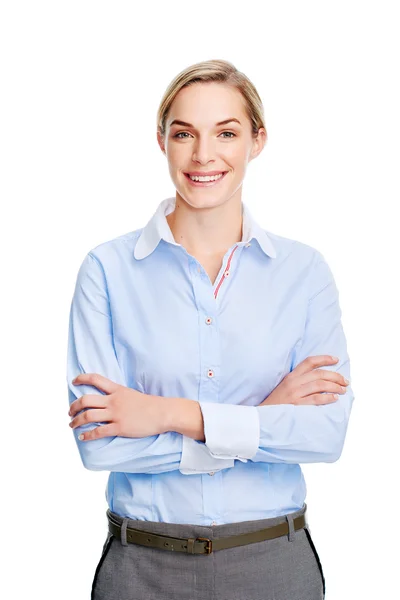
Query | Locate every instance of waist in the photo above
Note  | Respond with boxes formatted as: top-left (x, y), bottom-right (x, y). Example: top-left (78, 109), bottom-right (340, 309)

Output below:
top-left (106, 463), bottom-right (306, 525)
top-left (106, 502), bottom-right (308, 553)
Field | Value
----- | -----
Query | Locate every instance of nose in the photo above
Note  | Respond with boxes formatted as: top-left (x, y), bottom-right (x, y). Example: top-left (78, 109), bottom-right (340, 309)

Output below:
top-left (192, 136), bottom-right (216, 165)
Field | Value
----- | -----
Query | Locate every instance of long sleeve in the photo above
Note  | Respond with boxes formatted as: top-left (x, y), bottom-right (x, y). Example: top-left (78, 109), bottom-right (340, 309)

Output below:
top-left (183, 251), bottom-right (355, 470)
top-left (67, 252), bottom-right (235, 475)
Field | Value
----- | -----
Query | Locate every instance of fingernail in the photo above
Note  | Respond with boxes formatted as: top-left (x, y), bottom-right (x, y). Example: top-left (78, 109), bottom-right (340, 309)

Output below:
top-left (344, 378), bottom-right (350, 384)
top-left (78, 434), bottom-right (84, 440)
top-left (331, 356), bottom-right (339, 361)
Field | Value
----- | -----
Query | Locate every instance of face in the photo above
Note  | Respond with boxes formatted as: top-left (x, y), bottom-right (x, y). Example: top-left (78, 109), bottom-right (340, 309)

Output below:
top-left (157, 82), bottom-right (267, 210)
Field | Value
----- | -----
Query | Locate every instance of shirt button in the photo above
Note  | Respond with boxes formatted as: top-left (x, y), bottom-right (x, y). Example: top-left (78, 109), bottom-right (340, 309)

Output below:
top-left (245, 243), bottom-right (251, 248)
top-left (205, 317), bottom-right (212, 325)
top-left (207, 369), bottom-right (214, 378)
top-left (224, 269), bottom-right (230, 277)
top-left (209, 471), bottom-right (215, 476)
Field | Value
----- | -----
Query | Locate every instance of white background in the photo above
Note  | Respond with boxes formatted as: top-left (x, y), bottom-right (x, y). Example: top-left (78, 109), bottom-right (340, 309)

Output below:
top-left (1, 1), bottom-right (399, 599)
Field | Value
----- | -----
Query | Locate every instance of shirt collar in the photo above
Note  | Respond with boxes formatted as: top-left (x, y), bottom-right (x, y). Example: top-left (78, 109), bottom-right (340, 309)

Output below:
top-left (134, 196), bottom-right (277, 260)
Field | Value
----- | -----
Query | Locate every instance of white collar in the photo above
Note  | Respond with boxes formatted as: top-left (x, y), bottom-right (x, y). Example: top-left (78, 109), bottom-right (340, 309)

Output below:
top-left (134, 196), bottom-right (277, 260)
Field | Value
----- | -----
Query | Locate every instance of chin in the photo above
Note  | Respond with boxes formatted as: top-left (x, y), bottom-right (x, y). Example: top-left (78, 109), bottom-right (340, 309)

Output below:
top-left (178, 193), bottom-right (233, 211)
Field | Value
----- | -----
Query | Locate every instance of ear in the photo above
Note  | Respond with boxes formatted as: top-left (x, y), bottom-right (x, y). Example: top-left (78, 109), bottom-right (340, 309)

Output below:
top-left (249, 128), bottom-right (268, 161)
top-left (157, 130), bottom-right (166, 155)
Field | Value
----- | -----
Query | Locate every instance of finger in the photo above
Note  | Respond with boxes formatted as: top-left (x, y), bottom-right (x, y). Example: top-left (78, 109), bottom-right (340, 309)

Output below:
top-left (300, 378), bottom-right (348, 398)
top-left (69, 393), bottom-right (109, 417)
top-left (292, 355), bottom-right (339, 377)
top-left (302, 369), bottom-right (349, 387)
top-left (77, 423), bottom-right (117, 442)
top-left (71, 373), bottom-right (120, 395)
top-left (301, 369), bottom-right (350, 392)
top-left (294, 393), bottom-right (339, 406)
top-left (69, 408), bottom-right (112, 429)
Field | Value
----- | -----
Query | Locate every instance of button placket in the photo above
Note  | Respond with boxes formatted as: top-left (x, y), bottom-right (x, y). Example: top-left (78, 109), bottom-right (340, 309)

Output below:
top-left (214, 244), bottom-right (240, 299)
top-left (193, 258), bottom-right (223, 523)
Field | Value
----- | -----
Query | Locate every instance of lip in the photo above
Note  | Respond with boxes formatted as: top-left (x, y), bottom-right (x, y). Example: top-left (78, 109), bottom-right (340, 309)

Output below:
top-left (184, 171), bottom-right (228, 188)
top-left (185, 170), bottom-right (227, 176)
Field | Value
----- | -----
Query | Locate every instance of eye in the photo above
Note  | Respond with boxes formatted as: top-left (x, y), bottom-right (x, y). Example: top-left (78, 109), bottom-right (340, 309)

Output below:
top-left (173, 132), bottom-right (192, 139)
top-left (173, 131), bottom-right (237, 139)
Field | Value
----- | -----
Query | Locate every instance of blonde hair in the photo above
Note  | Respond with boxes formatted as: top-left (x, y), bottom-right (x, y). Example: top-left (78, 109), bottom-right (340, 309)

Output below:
top-left (157, 59), bottom-right (266, 139)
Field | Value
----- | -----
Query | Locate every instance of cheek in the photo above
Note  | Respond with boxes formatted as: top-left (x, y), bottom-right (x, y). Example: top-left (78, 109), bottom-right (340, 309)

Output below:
top-left (166, 145), bottom-right (182, 165)
top-left (223, 145), bottom-right (248, 165)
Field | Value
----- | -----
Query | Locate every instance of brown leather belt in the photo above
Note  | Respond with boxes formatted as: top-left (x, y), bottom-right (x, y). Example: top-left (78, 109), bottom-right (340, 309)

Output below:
top-left (107, 508), bottom-right (306, 555)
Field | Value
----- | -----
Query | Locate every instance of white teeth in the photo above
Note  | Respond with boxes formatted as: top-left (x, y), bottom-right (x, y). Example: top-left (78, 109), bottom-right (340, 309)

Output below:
top-left (189, 173), bottom-right (224, 182)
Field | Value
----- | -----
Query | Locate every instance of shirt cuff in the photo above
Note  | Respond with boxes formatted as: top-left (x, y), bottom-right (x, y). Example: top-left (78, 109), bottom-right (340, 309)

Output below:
top-left (198, 402), bottom-right (260, 460)
top-left (179, 435), bottom-right (235, 475)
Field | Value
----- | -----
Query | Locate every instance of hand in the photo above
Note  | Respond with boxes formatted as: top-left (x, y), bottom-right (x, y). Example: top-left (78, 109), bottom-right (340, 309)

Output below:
top-left (259, 355), bottom-right (350, 406)
top-left (68, 373), bottom-right (167, 441)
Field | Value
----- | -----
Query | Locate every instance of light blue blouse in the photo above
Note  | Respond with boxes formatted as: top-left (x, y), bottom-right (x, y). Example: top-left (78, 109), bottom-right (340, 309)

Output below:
top-left (67, 196), bottom-right (354, 524)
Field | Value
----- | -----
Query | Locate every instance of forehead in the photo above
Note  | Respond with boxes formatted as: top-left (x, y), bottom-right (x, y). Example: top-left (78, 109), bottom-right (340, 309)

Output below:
top-left (167, 82), bottom-right (247, 125)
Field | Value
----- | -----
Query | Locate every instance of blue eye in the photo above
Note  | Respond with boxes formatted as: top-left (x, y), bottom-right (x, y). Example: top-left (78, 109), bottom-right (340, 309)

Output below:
top-left (173, 131), bottom-right (236, 139)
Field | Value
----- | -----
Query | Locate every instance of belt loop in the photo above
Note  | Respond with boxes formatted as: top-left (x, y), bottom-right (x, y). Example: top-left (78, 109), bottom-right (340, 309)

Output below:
top-left (120, 517), bottom-right (130, 546)
top-left (285, 513), bottom-right (295, 542)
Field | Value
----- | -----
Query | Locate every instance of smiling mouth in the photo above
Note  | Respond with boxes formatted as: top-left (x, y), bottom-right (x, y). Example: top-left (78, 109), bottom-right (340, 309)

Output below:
top-left (184, 171), bottom-right (228, 187)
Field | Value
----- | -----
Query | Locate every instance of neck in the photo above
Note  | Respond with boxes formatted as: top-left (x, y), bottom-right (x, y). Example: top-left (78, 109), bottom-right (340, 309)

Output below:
top-left (166, 192), bottom-right (244, 257)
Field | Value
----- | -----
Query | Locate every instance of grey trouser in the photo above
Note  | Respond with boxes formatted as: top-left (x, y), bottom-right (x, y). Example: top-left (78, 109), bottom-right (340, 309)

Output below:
top-left (91, 502), bottom-right (325, 600)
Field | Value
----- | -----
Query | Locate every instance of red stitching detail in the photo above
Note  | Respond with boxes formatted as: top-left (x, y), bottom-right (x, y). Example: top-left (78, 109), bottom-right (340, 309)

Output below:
top-left (214, 245), bottom-right (239, 299)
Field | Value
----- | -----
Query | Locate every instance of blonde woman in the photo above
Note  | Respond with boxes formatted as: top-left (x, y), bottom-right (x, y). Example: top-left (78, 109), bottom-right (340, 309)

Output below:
top-left (67, 59), bottom-right (354, 600)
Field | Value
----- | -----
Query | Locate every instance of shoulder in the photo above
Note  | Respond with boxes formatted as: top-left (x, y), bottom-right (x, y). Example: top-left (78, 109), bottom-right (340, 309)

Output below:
top-left (262, 230), bottom-right (332, 300)
top-left (265, 228), bottom-right (324, 268)
top-left (85, 228), bottom-right (143, 266)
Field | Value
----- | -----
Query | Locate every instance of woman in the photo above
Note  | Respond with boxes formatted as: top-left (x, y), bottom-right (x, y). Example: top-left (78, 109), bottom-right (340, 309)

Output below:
top-left (67, 59), bottom-right (354, 600)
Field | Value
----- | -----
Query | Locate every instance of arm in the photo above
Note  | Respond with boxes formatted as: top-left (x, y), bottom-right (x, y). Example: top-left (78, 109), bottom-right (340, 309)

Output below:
top-left (67, 252), bottom-right (234, 474)
top-left (168, 251), bottom-right (355, 471)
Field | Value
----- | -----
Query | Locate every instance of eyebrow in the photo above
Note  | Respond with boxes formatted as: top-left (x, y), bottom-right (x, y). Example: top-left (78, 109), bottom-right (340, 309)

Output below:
top-left (169, 118), bottom-right (242, 128)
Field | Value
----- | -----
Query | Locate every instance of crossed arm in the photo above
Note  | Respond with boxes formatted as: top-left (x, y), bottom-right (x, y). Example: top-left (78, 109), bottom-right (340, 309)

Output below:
top-left (67, 252), bottom-right (355, 475)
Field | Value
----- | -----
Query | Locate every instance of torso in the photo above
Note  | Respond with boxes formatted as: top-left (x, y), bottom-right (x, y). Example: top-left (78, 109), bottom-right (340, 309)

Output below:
top-left (166, 213), bottom-right (228, 286)
top-left (194, 255), bottom-right (224, 286)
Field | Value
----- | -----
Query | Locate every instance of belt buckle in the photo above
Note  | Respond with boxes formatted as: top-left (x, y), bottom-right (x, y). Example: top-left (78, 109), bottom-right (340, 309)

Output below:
top-left (196, 537), bottom-right (213, 554)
